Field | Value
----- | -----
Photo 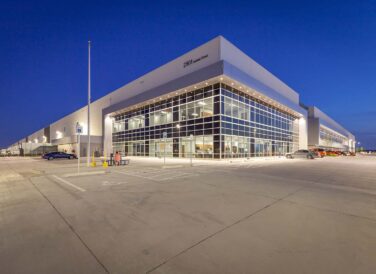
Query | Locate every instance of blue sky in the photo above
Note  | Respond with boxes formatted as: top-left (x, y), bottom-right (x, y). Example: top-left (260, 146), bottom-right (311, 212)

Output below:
top-left (0, 0), bottom-right (375, 148)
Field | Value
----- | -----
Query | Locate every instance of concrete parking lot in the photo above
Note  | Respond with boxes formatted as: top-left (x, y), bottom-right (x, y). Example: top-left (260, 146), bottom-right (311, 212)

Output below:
top-left (1, 156), bottom-right (376, 274)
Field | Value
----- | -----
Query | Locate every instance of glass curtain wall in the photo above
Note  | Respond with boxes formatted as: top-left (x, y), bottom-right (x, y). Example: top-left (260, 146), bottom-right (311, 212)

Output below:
top-left (319, 127), bottom-right (348, 151)
top-left (112, 84), bottom-right (221, 158)
top-left (112, 82), bottom-right (300, 159)
top-left (220, 84), bottom-right (299, 158)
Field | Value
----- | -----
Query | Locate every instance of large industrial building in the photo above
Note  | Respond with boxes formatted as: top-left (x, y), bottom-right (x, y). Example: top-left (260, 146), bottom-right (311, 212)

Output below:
top-left (2, 36), bottom-right (355, 158)
top-left (306, 106), bottom-right (355, 152)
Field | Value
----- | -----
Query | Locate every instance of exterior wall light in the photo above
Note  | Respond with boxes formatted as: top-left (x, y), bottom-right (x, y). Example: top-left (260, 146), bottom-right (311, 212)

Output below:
top-left (56, 131), bottom-right (62, 139)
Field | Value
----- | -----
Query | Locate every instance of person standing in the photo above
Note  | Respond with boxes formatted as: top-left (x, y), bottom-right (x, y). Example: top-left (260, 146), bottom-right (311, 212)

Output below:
top-left (114, 151), bottom-right (120, 166)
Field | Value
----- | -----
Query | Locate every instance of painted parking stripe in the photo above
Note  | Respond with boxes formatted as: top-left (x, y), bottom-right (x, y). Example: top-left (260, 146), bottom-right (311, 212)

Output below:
top-left (116, 170), bottom-right (166, 178)
top-left (113, 169), bottom-right (197, 182)
top-left (157, 173), bottom-right (198, 181)
top-left (51, 175), bottom-right (86, 192)
top-left (113, 170), bottom-right (156, 181)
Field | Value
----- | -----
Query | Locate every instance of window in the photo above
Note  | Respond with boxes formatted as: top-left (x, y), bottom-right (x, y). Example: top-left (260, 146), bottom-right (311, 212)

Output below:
top-left (150, 108), bottom-right (172, 126)
top-left (128, 115), bottom-right (145, 130)
top-left (113, 121), bottom-right (125, 132)
top-left (180, 97), bottom-right (214, 120)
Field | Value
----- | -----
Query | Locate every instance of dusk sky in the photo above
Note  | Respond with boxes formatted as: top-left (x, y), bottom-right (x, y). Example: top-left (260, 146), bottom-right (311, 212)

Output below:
top-left (1, 0), bottom-right (375, 148)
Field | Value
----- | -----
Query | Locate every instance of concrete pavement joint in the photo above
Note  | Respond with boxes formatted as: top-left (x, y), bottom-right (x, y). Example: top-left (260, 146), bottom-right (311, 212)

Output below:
top-left (146, 188), bottom-right (303, 273)
top-left (26, 177), bottom-right (110, 273)
top-left (283, 199), bottom-right (376, 223)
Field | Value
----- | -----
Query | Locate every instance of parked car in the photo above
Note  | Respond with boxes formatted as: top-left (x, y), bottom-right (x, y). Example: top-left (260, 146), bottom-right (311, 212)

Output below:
top-left (313, 148), bottom-right (326, 158)
top-left (42, 152), bottom-right (77, 160)
top-left (341, 151), bottom-right (351, 156)
top-left (286, 150), bottom-right (316, 159)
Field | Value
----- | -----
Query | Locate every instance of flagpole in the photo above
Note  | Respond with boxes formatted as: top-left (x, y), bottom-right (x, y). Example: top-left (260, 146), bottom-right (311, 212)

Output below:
top-left (87, 40), bottom-right (91, 167)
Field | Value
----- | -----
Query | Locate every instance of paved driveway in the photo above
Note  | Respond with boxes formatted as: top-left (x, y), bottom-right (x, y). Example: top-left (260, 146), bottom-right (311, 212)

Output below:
top-left (1, 156), bottom-right (376, 273)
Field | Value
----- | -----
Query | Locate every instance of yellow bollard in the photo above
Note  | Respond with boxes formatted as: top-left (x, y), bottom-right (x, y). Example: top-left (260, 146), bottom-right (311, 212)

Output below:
top-left (102, 149), bottom-right (108, 168)
top-left (90, 151), bottom-right (96, 167)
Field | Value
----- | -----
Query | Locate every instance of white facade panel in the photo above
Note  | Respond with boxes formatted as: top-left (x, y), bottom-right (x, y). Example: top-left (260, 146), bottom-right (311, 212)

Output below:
top-left (100, 37), bottom-right (221, 109)
top-left (28, 128), bottom-right (46, 144)
top-left (219, 36), bottom-right (300, 104)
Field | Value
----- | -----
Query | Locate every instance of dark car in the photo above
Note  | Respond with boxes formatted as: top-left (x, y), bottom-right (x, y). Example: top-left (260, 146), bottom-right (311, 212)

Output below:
top-left (286, 150), bottom-right (316, 159)
top-left (42, 152), bottom-right (77, 160)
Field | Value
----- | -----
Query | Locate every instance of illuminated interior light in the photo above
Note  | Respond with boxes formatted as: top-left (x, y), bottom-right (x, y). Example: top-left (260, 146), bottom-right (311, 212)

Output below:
top-left (192, 113), bottom-right (198, 116)
top-left (198, 101), bottom-right (206, 106)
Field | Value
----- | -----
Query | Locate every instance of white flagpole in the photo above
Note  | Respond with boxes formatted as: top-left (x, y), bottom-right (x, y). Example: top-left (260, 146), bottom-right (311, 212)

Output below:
top-left (87, 40), bottom-right (91, 167)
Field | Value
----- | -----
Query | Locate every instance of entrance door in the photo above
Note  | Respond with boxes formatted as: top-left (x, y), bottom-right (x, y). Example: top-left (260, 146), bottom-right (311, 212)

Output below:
top-left (155, 139), bottom-right (173, 158)
top-left (255, 140), bottom-right (264, 157)
top-left (132, 142), bottom-right (144, 156)
top-left (264, 141), bottom-right (271, 156)
top-left (180, 139), bottom-right (193, 158)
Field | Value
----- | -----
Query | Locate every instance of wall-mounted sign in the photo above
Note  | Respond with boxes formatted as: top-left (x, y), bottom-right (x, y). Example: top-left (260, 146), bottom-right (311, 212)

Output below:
top-left (183, 54), bottom-right (208, 68)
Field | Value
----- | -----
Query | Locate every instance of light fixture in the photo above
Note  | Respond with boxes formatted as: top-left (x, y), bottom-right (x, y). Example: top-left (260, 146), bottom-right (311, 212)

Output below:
top-left (176, 124), bottom-right (180, 129)
top-left (56, 131), bottom-right (62, 139)
top-left (192, 113), bottom-right (198, 116)
top-left (198, 101), bottom-right (206, 106)
top-left (220, 77), bottom-right (223, 81)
